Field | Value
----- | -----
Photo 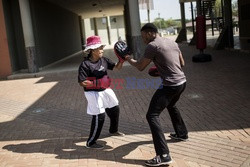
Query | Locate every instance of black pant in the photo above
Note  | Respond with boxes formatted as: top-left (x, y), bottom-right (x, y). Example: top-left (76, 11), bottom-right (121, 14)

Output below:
top-left (146, 83), bottom-right (187, 155)
top-left (87, 105), bottom-right (120, 146)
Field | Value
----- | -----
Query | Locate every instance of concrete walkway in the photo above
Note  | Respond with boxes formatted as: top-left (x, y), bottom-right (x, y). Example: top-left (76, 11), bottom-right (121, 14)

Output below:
top-left (0, 43), bottom-right (250, 167)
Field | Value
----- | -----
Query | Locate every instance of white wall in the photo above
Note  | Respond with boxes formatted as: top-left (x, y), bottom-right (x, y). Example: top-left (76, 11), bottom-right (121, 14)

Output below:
top-left (83, 15), bottom-right (125, 45)
top-left (110, 15), bottom-right (126, 44)
top-left (96, 17), bottom-right (109, 44)
top-left (83, 18), bottom-right (95, 43)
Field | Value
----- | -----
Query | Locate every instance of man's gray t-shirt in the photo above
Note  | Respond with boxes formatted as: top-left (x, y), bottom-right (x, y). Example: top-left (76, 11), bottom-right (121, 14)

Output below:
top-left (144, 36), bottom-right (186, 86)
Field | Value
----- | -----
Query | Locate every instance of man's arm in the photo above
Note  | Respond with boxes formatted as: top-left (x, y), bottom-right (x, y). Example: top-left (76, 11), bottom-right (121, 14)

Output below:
top-left (125, 56), bottom-right (151, 71)
top-left (113, 61), bottom-right (123, 70)
top-left (179, 52), bottom-right (185, 67)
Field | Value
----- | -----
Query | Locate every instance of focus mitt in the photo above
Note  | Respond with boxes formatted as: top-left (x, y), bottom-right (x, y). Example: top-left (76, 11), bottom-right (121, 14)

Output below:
top-left (148, 66), bottom-right (160, 77)
top-left (114, 40), bottom-right (131, 63)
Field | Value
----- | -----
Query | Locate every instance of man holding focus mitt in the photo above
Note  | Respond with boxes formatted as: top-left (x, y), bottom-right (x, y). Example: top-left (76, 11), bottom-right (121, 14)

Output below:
top-left (114, 23), bottom-right (188, 167)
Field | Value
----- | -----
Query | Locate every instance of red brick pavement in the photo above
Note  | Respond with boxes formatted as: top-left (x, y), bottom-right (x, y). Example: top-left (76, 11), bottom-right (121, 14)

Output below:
top-left (0, 44), bottom-right (250, 166)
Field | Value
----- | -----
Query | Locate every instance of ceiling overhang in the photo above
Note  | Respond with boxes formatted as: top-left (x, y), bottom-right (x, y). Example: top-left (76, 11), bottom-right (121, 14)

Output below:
top-left (46, 0), bottom-right (125, 18)
top-left (179, 0), bottom-right (196, 2)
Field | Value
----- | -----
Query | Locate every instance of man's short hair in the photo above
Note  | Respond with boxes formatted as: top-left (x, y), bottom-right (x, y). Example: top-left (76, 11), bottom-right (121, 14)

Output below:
top-left (141, 23), bottom-right (158, 33)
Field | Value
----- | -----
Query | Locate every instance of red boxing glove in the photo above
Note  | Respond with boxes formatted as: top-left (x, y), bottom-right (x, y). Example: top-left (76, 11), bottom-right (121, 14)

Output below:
top-left (93, 75), bottom-right (111, 89)
top-left (99, 75), bottom-right (111, 88)
top-left (86, 76), bottom-right (111, 89)
top-left (148, 66), bottom-right (160, 77)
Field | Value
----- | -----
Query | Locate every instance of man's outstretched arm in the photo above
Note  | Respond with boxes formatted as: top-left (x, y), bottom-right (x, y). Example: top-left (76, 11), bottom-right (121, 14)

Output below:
top-left (125, 56), bottom-right (151, 71)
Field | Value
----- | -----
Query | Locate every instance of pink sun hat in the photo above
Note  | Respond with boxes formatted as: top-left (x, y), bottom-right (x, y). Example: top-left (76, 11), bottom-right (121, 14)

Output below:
top-left (83, 36), bottom-right (106, 53)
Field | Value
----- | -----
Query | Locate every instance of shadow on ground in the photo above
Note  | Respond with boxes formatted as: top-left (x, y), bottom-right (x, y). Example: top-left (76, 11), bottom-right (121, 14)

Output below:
top-left (2, 137), bottom-right (181, 166)
top-left (1, 45), bottom-right (250, 165)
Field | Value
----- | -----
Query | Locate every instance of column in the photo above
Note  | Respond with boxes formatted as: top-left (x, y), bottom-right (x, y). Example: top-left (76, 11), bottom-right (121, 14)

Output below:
top-left (93, 17), bottom-right (98, 35)
top-left (214, 0), bottom-right (234, 49)
top-left (224, 0), bottom-right (234, 48)
top-left (180, 2), bottom-right (186, 31)
top-left (79, 16), bottom-right (84, 47)
top-left (176, 2), bottom-right (187, 42)
top-left (106, 16), bottom-right (111, 45)
top-left (196, 0), bottom-right (201, 16)
top-left (124, 0), bottom-right (144, 59)
top-left (19, 0), bottom-right (38, 73)
top-left (0, 0), bottom-right (12, 78)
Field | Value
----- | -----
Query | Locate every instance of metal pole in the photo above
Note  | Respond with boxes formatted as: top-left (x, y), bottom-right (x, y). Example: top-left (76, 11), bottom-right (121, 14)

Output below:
top-left (197, 0), bottom-right (201, 16)
top-left (158, 13), bottom-right (161, 29)
top-left (221, 0), bottom-right (224, 27)
top-left (147, 9), bottom-right (150, 23)
top-left (147, 1), bottom-right (150, 23)
top-left (191, 2), bottom-right (195, 36)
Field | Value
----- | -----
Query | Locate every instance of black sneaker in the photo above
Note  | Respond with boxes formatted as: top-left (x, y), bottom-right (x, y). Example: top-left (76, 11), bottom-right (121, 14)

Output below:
top-left (145, 154), bottom-right (172, 166)
top-left (86, 142), bottom-right (104, 149)
top-left (169, 133), bottom-right (188, 141)
top-left (110, 131), bottom-right (125, 136)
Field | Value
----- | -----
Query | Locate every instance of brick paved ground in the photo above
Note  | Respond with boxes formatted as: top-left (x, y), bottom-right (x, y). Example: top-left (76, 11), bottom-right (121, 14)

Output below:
top-left (0, 43), bottom-right (250, 167)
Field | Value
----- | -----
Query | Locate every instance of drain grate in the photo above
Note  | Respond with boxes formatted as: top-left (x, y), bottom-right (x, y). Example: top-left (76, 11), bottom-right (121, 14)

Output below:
top-left (187, 93), bottom-right (203, 99)
top-left (32, 108), bottom-right (46, 113)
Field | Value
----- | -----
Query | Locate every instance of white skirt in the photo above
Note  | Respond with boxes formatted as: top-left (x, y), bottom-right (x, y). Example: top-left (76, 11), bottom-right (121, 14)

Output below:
top-left (84, 89), bottom-right (119, 115)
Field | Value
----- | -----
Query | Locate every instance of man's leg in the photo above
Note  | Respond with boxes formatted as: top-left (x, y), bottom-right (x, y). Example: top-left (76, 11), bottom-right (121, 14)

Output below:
top-left (167, 83), bottom-right (188, 137)
top-left (145, 87), bottom-right (173, 166)
top-left (146, 88), bottom-right (169, 155)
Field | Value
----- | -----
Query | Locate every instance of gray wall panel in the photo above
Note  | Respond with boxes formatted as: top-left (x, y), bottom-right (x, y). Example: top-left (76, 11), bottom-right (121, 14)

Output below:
top-left (239, 0), bottom-right (250, 38)
top-left (30, 0), bottom-right (81, 67)
top-left (3, 0), bottom-right (27, 72)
